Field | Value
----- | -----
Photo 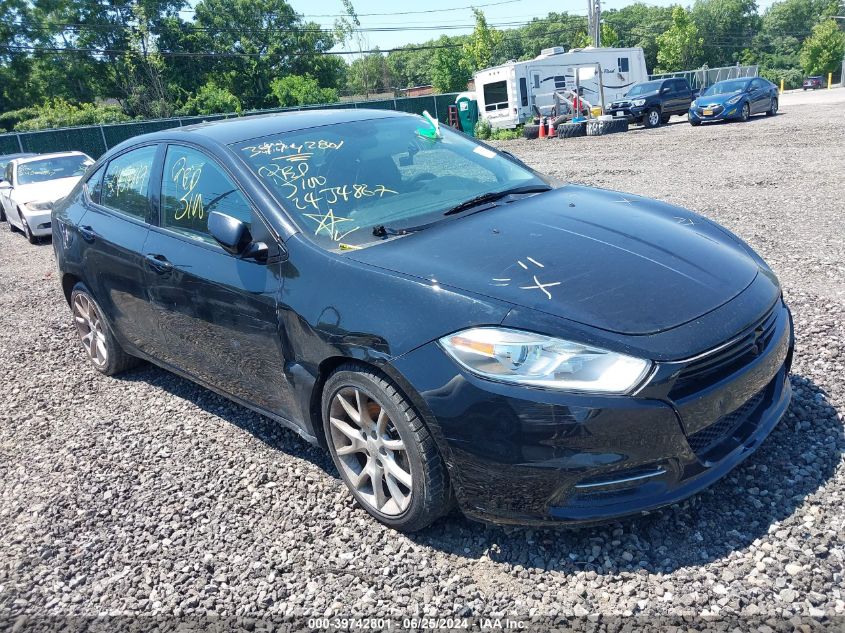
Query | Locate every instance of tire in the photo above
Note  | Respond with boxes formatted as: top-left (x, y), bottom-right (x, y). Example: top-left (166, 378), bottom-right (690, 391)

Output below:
top-left (689, 119), bottom-right (701, 126)
top-left (610, 118), bottom-right (629, 133)
top-left (644, 108), bottom-right (661, 128)
top-left (322, 363), bottom-right (451, 532)
top-left (20, 213), bottom-right (37, 244)
top-left (7, 215), bottom-right (18, 232)
top-left (552, 115), bottom-right (569, 128)
top-left (739, 103), bottom-right (750, 122)
top-left (766, 97), bottom-right (778, 116)
top-left (558, 121), bottom-right (587, 138)
top-left (70, 282), bottom-right (141, 376)
top-left (660, 114), bottom-right (671, 124)
top-left (0, 206), bottom-right (5, 223)
top-left (522, 124), bottom-right (540, 140)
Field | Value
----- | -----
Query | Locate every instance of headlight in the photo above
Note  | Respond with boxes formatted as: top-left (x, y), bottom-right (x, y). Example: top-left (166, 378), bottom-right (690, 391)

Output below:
top-left (631, 99), bottom-right (646, 107)
top-left (690, 100), bottom-right (697, 108)
top-left (25, 200), bottom-right (53, 211)
top-left (438, 327), bottom-right (651, 394)
top-left (726, 95), bottom-right (742, 105)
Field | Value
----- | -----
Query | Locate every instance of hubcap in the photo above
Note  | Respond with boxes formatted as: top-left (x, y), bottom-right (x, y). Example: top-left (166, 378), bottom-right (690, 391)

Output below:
top-left (72, 294), bottom-right (108, 368)
top-left (329, 387), bottom-right (412, 516)
top-left (650, 111), bottom-right (659, 126)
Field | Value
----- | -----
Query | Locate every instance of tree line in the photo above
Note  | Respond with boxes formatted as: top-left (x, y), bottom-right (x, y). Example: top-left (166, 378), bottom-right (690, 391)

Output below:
top-left (1, 0), bottom-right (843, 132)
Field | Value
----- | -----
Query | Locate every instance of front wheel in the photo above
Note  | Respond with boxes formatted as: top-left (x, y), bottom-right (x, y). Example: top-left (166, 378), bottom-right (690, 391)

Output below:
top-left (644, 108), bottom-right (661, 128)
top-left (739, 103), bottom-right (750, 122)
top-left (766, 97), bottom-right (778, 116)
top-left (21, 216), bottom-right (37, 244)
top-left (689, 119), bottom-right (701, 126)
top-left (322, 364), bottom-right (451, 532)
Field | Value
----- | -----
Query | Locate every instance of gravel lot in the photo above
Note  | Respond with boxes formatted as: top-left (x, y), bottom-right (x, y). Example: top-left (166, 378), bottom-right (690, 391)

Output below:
top-left (1, 90), bottom-right (843, 629)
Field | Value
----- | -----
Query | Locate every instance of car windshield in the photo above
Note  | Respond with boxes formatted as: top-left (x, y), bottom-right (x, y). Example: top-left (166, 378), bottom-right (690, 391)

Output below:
top-left (234, 116), bottom-right (548, 250)
top-left (625, 81), bottom-right (663, 97)
top-left (700, 80), bottom-right (750, 97)
top-left (17, 155), bottom-right (91, 185)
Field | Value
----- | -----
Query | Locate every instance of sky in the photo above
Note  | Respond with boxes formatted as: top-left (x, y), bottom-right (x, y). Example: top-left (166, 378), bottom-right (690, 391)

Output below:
top-left (285, 0), bottom-right (780, 52)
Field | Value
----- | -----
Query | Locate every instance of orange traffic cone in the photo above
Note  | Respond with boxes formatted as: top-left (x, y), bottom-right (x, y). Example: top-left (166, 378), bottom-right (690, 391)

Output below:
top-left (538, 118), bottom-right (547, 139)
top-left (548, 119), bottom-right (556, 138)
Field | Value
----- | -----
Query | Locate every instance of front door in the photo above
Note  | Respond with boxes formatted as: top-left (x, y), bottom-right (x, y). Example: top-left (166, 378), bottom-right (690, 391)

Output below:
top-left (142, 144), bottom-right (294, 417)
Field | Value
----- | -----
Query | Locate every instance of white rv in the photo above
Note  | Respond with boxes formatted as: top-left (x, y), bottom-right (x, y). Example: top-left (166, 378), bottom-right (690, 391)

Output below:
top-left (474, 46), bottom-right (649, 128)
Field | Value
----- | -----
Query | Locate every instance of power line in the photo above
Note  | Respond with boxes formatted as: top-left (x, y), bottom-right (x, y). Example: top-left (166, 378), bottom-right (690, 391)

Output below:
top-left (177, 0), bottom-right (528, 17)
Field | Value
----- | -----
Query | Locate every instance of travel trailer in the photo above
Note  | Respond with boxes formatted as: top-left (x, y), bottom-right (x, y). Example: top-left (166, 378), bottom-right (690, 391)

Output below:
top-left (474, 46), bottom-right (649, 128)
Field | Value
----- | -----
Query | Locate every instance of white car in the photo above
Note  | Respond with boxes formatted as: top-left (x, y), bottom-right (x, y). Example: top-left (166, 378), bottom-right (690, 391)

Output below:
top-left (0, 151), bottom-right (93, 243)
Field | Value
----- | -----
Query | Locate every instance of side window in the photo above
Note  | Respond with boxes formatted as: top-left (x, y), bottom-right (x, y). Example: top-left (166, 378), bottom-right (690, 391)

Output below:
top-left (86, 165), bottom-right (105, 205)
top-left (519, 77), bottom-right (528, 107)
top-left (553, 75), bottom-right (566, 89)
top-left (618, 57), bottom-right (630, 73)
top-left (4, 162), bottom-right (11, 185)
top-left (160, 145), bottom-right (253, 243)
top-left (101, 146), bottom-right (156, 219)
top-left (533, 75), bottom-right (540, 89)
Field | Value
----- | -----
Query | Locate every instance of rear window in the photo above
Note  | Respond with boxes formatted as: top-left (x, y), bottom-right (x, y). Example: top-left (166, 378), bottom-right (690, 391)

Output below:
top-left (483, 81), bottom-right (509, 111)
top-left (17, 155), bottom-right (92, 185)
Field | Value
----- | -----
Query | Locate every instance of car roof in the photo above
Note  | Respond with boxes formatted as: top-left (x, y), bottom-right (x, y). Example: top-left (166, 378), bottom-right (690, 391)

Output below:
top-left (15, 151), bottom-right (88, 164)
top-left (137, 108), bottom-right (410, 147)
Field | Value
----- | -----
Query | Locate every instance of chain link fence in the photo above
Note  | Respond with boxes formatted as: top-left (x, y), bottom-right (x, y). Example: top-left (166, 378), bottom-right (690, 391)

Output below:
top-left (0, 93), bottom-right (461, 159)
top-left (649, 65), bottom-right (759, 91)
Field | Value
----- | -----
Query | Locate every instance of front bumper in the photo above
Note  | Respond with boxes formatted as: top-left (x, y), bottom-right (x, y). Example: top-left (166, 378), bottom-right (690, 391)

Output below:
top-left (21, 208), bottom-right (53, 236)
top-left (689, 103), bottom-right (740, 122)
top-left (392, 301), bottom-right (794, 526)
top-left (608, 106), bottom-right (646, 123)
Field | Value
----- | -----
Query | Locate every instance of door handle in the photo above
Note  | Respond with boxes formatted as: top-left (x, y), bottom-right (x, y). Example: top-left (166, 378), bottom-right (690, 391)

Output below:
top-left (145, 253), bottom-right (173, 275)
top-left (78, 225), bottom-right (96, 243)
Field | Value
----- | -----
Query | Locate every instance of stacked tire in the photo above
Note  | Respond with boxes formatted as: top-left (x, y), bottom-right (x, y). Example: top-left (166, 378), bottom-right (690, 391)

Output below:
top-left (586, 118), bottom-right (628, 136)
top-left (523, 124), bottom-right (540, 140)
top-left (557, 121), bottom-right (587, 139)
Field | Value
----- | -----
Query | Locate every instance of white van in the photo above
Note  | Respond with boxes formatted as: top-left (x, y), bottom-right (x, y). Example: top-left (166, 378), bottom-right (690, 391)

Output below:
top-left (474, 46), bottom-right (649, 128)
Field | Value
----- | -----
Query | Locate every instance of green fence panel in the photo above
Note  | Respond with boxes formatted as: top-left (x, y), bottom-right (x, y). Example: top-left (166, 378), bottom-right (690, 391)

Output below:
top-left (102, 120), bottom-right (180, 149)
top-left (0, 135), bottom-right (21, 154)
top-left (0, 93), bottom-right (469, 158)
top-left (19, 127), bottom-right (106, 159)
top-left (433, 94), bottom-right (458, 123)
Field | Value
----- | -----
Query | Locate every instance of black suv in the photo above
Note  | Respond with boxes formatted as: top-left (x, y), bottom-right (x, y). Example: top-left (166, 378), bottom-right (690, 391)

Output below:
top-left (608, 78), bottom-right (695, 128)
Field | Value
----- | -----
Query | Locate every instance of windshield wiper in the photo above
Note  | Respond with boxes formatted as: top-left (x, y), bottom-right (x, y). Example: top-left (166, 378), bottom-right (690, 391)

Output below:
top-left (442, 184), bottom-right (552, 216)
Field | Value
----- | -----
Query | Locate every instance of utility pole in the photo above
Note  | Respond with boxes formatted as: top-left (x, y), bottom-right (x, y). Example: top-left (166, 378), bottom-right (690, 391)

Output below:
top-left (594, 0), bottom-right (601, 47)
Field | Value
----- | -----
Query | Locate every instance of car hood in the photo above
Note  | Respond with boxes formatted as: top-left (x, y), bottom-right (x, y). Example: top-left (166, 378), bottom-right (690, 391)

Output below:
top-left (14, 177), bottom-right (81, 204)
top-left (348, 185), bottom-right (761, 336)
top-left (697, 91), bottom-right (742, 105)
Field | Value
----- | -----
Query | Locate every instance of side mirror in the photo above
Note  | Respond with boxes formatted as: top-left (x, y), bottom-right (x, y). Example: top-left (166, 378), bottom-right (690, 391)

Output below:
top-left (208, 211), bottom-right (268, 262)
top-left (209, 211), bottom-right (252, 254)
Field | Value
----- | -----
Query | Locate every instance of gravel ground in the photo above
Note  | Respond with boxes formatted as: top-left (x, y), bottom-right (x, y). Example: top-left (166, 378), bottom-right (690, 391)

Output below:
top-left (1, 93), bottom-right (843, 629)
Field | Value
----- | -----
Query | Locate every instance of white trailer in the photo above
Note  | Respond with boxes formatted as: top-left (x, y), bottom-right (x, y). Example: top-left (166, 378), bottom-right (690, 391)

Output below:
top-left (474, 46), bottom-right (649, 128)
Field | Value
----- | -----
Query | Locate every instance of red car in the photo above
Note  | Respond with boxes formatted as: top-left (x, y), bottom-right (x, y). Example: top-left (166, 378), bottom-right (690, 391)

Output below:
top-left (803, 76), bottom-right (823, 90)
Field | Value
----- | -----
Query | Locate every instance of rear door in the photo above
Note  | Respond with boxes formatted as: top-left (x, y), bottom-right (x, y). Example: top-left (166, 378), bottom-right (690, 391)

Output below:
top-left (142, 143), bottom-right (293, 417)
top-left (77, 144), bottom-right (159, 353)
top-left (749, 78), bottom-right (768, 113)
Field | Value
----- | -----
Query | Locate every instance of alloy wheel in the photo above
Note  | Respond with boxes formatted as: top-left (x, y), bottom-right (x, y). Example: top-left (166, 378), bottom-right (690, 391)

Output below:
top-left (328, 386), bottom-right (412, 516)
top-left (72, 293), bottom-right (109, 368)
top-left (741, 104), bottom-right (750, 121)
top-left (648, 110), bottom-right (660, 127)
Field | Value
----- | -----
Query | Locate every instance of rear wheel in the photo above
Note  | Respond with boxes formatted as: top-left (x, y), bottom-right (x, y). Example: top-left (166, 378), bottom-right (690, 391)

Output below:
top-left (70, 282), bottom-right (141, 376)
top-left (766, 97), bottom-right (778, 116)
top-left (660, 114), bottom-right (671, 124)
top-left (322, 364), bottom-right (451, 532)
top-left (644, 108), bottom-right (661, 128)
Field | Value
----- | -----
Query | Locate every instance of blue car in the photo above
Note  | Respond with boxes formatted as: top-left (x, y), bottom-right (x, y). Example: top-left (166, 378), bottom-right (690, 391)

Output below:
top-left (689, 77), bottom-right (779, 126)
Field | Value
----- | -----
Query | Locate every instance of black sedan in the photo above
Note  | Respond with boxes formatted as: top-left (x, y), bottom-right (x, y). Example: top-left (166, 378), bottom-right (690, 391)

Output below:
top-left (52, 110), bottom-right (793, 531)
